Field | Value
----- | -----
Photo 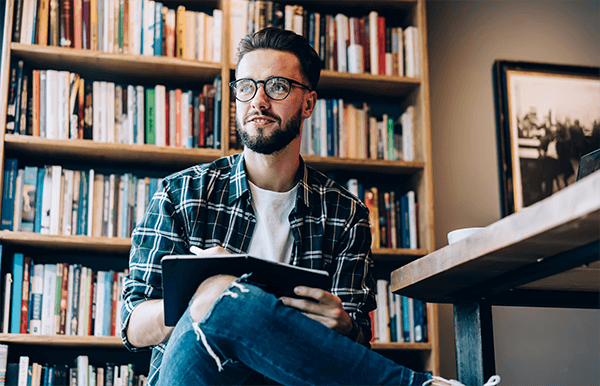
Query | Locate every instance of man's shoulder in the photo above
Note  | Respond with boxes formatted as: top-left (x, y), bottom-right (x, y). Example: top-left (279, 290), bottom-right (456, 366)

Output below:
top-left (163, 154), bottom-right (241, 183)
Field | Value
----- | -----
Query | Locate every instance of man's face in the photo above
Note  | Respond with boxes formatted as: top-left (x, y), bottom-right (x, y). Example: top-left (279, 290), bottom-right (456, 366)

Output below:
top-left (235, 49), bottom-right (313, 155)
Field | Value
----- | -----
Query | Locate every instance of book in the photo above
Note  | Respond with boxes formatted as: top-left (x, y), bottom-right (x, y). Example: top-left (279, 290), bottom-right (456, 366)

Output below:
top-left (12, 169), bottom-right (24, 232)
top-left (19, 257), bottom-right (31, 334)
top-left (10, 253), bottom-right (24, 334)
top-left (0, 344), bottom-right (7, 386)
top-left (1, 158), bottom-right (18, 231)
top-left (29, 263), bottom-right (44, 334)
top-left (161, 253), bottom-right (331, 326)
top-left (41, 264), bottom-right (57, 335)
top-left (2, 273), bottom-right (11, 334)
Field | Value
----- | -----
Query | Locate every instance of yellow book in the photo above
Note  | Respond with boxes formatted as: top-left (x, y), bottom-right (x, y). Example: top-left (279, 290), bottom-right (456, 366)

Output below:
top-left (176, 5), bottom-right (186, 58)
top-left (91, 0), bottom-right (97, 50)
top-left (37, 0), bottom-right (50, 46)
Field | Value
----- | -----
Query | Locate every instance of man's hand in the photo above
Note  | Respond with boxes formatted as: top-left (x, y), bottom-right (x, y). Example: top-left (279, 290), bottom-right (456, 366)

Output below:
top-left (190, 245), bottom-right (230, 256)
top-left (280, 286), bottom-right (354, 337)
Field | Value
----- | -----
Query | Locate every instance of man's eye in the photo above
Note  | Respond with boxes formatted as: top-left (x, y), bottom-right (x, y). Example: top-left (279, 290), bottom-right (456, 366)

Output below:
top-left (238, 83), bottom-right (254, 93)
top-left (270, 80), bottom-right (289, 92)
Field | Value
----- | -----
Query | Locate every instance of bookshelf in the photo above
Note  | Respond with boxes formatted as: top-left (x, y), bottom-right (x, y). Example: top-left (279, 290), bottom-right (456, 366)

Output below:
top-left (0, 0), bottom-right (439, 379)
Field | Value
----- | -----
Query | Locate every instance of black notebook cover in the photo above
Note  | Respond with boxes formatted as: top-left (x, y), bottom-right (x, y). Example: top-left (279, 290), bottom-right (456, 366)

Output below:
top-left (161, 254), bottom-right (331, 326)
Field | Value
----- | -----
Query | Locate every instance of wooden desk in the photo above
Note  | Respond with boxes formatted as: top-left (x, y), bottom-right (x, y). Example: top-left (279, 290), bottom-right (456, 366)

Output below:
top-left (390, 170), bottom-right (600, 385)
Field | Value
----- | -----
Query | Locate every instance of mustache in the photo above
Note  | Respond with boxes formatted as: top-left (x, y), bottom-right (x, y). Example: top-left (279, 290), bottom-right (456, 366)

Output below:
top-left (243, 111), bottom-right (281, 124)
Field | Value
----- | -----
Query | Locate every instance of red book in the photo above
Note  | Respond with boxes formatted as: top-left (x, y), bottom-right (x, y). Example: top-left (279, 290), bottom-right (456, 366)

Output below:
top-left (20, 257), bottom-right (31, 334)
top-left (60, 0), bottom-right (73, 47)
top-left (58, 263), bottom-right (69, 334)
top-left (32, 70), bottom-right (40, 137)
top-left (165, 91), bottom-right (170, 146)
top-left (198, 93), bottom-right (205, 148)
top-left (359, 17), bottom-right (370, 75)
top-left (111, 271), bottom-right (118, 336)
top-left (78, 78), bottom-right (85, 139)
top-left (377, 17), bottom-right (386, 75)
top-left (82, 0), bottom-right (91, 49)
top-left (73, 0), bottom-right (82, 49)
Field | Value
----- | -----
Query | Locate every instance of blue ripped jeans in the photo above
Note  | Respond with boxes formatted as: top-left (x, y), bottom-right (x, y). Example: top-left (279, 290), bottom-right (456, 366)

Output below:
top-left (157, 277), bottom-right (431, 386)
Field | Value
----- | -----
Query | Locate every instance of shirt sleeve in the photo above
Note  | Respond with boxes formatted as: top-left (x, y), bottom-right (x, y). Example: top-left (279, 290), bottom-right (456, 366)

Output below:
top-left (329, 201), bottom-right (377, 343)
top-left (120, 181), bottom-right (189, 352)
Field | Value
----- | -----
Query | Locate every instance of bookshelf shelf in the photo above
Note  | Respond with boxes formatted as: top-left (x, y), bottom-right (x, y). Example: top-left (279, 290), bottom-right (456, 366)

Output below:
top-left (318, 70), bottom-right (421, 99)
top-left (0, 333), bottom-right (126, 348)
top-left (10, 43), bottom-right (223, 85)
top-left (0, 231), bottom-right (131, 254)
top-left (4, 134), bottom-right (222, 170)
top-left (371, 341), bottom-right (432, 351)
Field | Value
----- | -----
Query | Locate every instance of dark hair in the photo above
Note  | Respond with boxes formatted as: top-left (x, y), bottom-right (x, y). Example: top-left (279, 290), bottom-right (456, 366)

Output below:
top-left (236, 27), bottom-right (322, 90)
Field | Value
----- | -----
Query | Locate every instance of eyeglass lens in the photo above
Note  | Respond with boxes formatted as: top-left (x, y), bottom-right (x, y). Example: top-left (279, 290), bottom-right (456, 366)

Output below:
top-left (234, 78), bottom-right (292, 101)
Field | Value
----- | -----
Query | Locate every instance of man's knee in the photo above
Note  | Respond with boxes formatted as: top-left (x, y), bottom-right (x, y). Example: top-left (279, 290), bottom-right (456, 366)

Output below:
top-left (189, 274), bottom-right (238, 322)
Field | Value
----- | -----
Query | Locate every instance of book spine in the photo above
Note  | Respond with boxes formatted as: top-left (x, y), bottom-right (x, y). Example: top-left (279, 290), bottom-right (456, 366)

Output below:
top-left (10, 253), bottom-right (24, 334)
top-left (1, 159), bottom-right (18, 231)
top-left (19, 257), bottom-right (31, 333)
top-left (58, 263), bottom-right (69, 334)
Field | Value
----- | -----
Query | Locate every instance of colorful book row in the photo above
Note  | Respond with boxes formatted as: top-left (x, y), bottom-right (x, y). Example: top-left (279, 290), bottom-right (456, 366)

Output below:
top-left (229, 1), bottom-right (420, 77)
top-left (371, 279), bottom-right (428, 344)
top-left (0, 346), bottom-right (145, 386)
top-left (1, 250), bottom-right (127, 339)
top-left (12, 0), bottom-right (223, 62)
top-left (0, 160), bottom-right (163, 239)
top-left (5, 61), bottom-right (223, 150)
top-left (301, 100), bottom-right (415, 162)
top-left (345, 179), bottom-right (418, 250)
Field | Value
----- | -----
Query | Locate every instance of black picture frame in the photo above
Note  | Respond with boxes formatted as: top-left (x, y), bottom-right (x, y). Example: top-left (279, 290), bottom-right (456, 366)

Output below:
top-left (493, 60), bottom-right (600, 217)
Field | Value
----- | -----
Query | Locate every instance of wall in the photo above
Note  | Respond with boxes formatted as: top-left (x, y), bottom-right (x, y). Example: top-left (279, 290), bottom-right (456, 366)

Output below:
top-left (426, 0), bottom-right (599, 384)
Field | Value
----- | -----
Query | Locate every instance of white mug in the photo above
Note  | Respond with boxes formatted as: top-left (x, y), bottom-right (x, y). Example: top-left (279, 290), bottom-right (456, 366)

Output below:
top-left (447, 227), bottom-right (485, 245)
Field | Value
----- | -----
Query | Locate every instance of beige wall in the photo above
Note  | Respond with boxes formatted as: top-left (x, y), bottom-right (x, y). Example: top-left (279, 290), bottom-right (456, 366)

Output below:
top-left (426, 0), bottom-right (599, 384)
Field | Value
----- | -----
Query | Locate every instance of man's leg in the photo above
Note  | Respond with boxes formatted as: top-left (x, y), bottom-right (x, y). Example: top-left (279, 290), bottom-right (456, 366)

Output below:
top-left (159, 276), bottom-right (431, 386)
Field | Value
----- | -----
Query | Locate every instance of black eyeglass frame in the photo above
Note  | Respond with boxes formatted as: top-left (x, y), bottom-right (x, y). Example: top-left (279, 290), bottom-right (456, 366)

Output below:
top-left (229, 76), bottom-right (312, 102)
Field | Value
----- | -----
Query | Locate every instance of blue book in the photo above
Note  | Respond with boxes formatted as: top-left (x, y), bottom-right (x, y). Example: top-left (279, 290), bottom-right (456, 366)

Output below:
top-left (78, 170), bottom-right (89, 236)
top-left (413, 298), bottom-right (424, 342)
top-left (33, 168), bottom-right (44, 233)
top-left (331, 99), bottom-right (339, 157)
top-left (12, 61), bottom-right (25, 136)
top-left (326, 99), bottom-right (333, 156)
top-left (1, 158), bottom-right (19, 231)
top-left (20, 166), bottom-right (38, 233)
top-left (149, 178), bottom-right (158, 200)
top-left (213, 77), bottom-right (222, 150)
top-left (308, 13), bottom-right (316, 49)
top-left (154, 2), bottom-right (163, 56)
top-left (103, 272), bottom-right (114, 336)
top-left (401, 295), bottom-right (411, 342)
top-left (400, 194), bottom-right (410, 249)
top-left (10, 253), bottom-right (24, 334)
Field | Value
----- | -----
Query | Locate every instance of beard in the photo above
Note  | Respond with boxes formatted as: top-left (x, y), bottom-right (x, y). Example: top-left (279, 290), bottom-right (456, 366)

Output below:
top-left (237, 107), bottom-right (302, 155)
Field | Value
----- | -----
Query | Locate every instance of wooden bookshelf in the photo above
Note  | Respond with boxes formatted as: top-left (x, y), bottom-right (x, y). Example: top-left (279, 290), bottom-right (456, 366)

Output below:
top-left (0, 0), bottom-right (439, 377)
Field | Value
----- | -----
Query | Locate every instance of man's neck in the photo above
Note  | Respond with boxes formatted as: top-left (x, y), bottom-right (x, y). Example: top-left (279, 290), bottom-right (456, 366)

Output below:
top-left (242, 143), bottom-right (301, 192)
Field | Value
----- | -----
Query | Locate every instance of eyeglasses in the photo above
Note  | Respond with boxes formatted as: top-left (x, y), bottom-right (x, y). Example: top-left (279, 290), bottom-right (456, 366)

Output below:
top-left (229, 76), bottom-right (312, 102)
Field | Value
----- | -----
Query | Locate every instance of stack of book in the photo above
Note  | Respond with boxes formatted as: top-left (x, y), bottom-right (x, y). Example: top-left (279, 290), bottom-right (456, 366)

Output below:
top-left (2, 251), bottom-right (128, 339)
top-left (1, 160), bottom-right (164, 239)
top-left (5, 61), bottom-right (222, 150)
top-left (12, 0), bottom-right (223, 62)
top-left (229, 0), bottom-right (420, 77)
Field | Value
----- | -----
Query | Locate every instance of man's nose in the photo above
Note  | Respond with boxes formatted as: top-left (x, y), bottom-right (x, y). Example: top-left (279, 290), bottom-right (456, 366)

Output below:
top-left (250, 83), bottom-right (270, 110)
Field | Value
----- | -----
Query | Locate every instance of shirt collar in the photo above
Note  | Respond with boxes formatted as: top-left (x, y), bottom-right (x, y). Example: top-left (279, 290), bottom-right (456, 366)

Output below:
top-left (227, 153), bottom-right (313, 210)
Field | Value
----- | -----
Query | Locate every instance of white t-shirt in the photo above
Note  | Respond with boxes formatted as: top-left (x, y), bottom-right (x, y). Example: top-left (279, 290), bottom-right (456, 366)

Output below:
top-left (247, 181), bottom-right (298, 264)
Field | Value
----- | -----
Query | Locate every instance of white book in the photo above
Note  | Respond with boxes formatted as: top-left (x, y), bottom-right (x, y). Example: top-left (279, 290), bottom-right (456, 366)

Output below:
top-left (369, 116), bottom-right (378, 160)
top-left (114, 85), bottom-right (123, 144)
top-left (18, 356), bottom-right (29, 386)
top-left (102, 0), bottom-right (109, 51)
top-left (212, 9), bottom-right (223, 63)
top-left (401, 106), bottom-right (415, 161)
top-left (45, 70), bottom-right (59, 139)
top-left (196, 12), bottom-right (206, 61)
top-left (132, 0), bottom-right (142, 55)
top-left (106, 82), bottom-right (115, 143)
top-left (61, 169), bottom-right (74, 236)
top-left (292, 6), bottom-right (303, 35)
top-left (29, 264), bottom-right (45, 335)
top-left (376, 279), bottom-right (390, 342)
top-left (229, 0), bottom-right (248, 65)
top-left (99, 81), bottom-right (108, 142)
top-left (19, 1), bottom-right (32, 45)
top-left (65, 264), bottom-right (74, 335)
top-left (107, 0), bottom-right (115, 52)
top-left (143, 0), bottom-right (155, 55)
top-left (115, 272), bottom-right (126, 335)
top-left (407, 297), bottom-right (415, 342)
top-left (335, 14), bottom-right (348, 73)
top-left (319, 99), bottom-right (327, 157)
top-left (77, 355), bottom-right (89, 386)
top-left (127, 85), bottom-right (135, 144)
top-left (136, 86), bottom-right (145, 144)
top-left (404, 27), bottom-right (416, 78)
top-left (136, 178), bottom-right (146, 225)
top-left (58, 71), bottom-right (70, 140)
top-left (2, 273), bottom-right (12, 333)
top-left (39, 166), bottom-right (52, 234)
top-left (107, 174), bottom-right (116, 237)
top-left (154, 85), bottom-right (166, 147)
top-left (394, 294), bottom-right (403, 342)
top-left (92, 81), bottom-right (101, 141)
top-left (12, 169), bottom-right (24, 231)
top-left (387, 284), bottom-right (396, 341)
top-left (407, 190), bottom-right (417, 249)
top-left (41, 264), bottom-right (57, 335)
top-left (94, 271), bottom-right (106, 336)
top-left (284, 5), bottom-right (294, 31)
top-left (185, 11), bottom-right (196, 60)
top-left (49, 165), bottom-right (62, 235)
top-left (412, 26), bottom-right (420, 78)
top-left (116, 175), bottom-right (125, 238)
top-left (180, 90), bottom-right (190, 148)
top-left (205, 15), bottom-right (214, 63)
top-left (369, 11), bottom-right (379, 76)
top-left (77, 267), bottom-right (89, 336)
top-left (168, 89), bottom-right (176, 146)
top-left (87, 169), bottom-right (95, 236)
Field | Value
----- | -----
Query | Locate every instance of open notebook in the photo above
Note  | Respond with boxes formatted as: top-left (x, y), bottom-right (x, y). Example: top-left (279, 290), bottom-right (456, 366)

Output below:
top-left (161, 254), bottom-right (331, 326)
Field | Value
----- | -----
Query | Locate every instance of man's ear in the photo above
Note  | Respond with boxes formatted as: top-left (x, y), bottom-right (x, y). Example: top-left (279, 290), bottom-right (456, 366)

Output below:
top-left (302, 90), bottom-right (318, 119)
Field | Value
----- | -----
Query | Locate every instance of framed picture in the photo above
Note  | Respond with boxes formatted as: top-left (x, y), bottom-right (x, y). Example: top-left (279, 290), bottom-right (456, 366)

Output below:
top-left (494, 60), bottom-right (600, 216)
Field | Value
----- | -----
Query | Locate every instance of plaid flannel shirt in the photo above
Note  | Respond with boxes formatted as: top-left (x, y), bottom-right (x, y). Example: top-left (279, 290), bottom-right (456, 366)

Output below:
top-left (121, 153), bottom-right (376, 385)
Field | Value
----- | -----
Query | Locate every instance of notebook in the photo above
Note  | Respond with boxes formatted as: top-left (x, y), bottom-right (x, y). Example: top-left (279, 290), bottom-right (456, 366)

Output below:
top-left (161, 254), bottom-right (331, 326)
top-left (576, 148), bottom-right (600, 181)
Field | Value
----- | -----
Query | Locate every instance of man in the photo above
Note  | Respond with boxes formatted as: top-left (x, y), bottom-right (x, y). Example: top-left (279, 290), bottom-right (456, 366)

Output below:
top-left (121, 27), bottom-right (436, 385)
